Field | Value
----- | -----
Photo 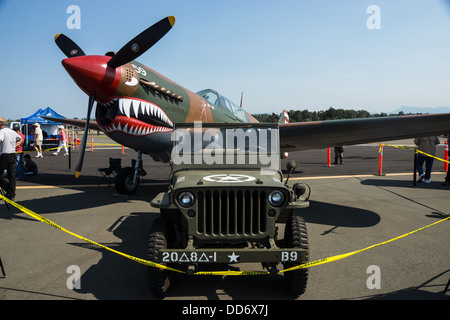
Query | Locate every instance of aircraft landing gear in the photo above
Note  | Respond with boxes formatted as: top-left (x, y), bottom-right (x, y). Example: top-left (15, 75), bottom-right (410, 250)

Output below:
top-left (115, 151), bottom-right (146, 195)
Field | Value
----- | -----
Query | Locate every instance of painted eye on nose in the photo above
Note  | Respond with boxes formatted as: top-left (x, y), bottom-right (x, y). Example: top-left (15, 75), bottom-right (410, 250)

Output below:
top-left (125, 77), bottom-right (138, 86)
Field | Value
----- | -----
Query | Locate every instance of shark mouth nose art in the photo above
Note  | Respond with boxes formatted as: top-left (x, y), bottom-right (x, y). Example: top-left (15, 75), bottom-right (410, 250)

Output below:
top-left (96, 97), bottom-right (173, 136)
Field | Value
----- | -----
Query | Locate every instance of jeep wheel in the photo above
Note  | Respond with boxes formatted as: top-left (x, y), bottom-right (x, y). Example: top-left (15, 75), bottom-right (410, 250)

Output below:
top-left (147, 217), bottom-right (176, 297)
top-left (283, 215), bottom-right (309, 297)
top-left (115, 167), bottom-right (139, 195)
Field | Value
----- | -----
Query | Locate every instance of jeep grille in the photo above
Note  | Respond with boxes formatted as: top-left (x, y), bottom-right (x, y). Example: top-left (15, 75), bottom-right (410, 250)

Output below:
top-left (196, 189), bottom-right (268, 238)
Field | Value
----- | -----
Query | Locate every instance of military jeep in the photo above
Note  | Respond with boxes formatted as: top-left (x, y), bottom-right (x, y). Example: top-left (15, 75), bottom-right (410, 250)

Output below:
top-left (149, 123), bottom-right (310, 297)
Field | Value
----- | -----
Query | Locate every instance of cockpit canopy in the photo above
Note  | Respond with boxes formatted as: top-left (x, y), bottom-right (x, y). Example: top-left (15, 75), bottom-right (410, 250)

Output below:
top-left (197, 89), bottom-right (249, 123)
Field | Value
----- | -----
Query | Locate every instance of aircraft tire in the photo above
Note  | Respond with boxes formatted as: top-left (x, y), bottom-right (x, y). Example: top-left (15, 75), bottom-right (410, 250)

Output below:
top-left (114, 167), bottom-right (139, 195)
top-left (147, 217), bottom-right (177, 298)
top-left (283, 215), bottom-right (309, 297)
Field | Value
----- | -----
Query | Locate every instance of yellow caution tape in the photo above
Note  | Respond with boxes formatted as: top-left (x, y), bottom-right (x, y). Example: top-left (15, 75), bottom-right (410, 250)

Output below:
top-left (193, 270), bottom-right (270, 276)
top-left (415, 149), bottom-right (450, 164)
top-left (0, 194), bottom-right (184, 274)
top-left (18, 143), bottom-right (75, 154)
top-left (89, 143), bottom-right (123, 146)
top-left (19, 142), bottom-right (124, 155)
top-left (382, 143), bottom-right (416, 150)
top-left (278, 215), bottom-right (450, 273)
top-left (1, 194), bottom-right (448, 276)
top-left (382, 143), bottom-right (450, 164)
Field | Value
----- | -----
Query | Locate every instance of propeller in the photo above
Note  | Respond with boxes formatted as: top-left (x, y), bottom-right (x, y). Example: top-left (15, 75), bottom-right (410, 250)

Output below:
top-left (54, 33), bottom-right (86, 57)
top-left (75, 94), bottom-right (95, 178)
top-left (107, 16), bottom-right (175, 69)
top-left (56, 16), bottom-right (176, 178)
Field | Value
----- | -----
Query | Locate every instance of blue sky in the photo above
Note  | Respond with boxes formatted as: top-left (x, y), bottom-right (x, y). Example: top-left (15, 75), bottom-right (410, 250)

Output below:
top-left (1, 0), bottom-right (450, 120)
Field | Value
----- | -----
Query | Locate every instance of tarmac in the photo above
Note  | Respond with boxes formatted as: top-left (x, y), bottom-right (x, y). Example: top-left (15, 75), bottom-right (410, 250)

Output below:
top-left (0, 134), bottom-right (449, 302)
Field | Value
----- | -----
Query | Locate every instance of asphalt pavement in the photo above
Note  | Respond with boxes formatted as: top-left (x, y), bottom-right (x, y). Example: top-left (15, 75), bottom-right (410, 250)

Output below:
top-left (0, 135), bottom-right (449, 304)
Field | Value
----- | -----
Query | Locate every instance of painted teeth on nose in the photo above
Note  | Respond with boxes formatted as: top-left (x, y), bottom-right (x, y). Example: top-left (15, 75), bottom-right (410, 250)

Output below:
top-left (119, 99), bottom-right (124, 115)
top-left (120, 99), bottom-right (132, 118)
top-left (132, 101), bottom-right (140, 117)
top-left (116, 98), bottom-right (173, 127)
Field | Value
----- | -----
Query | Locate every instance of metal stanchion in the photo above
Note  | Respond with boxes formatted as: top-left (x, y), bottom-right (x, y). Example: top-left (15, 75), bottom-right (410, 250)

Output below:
top-left (412, 148), bottom-right (418, 187)
top-left (444, 277), bottom-right (450, 294)
top-left (0, 188), bottom-right (10, 211)
top-left (68, 143), bottom-right (72, 171)
top-left (444, 140), bottom-right (448, 172)
top-left (0, 256), bottom-right (5, 278)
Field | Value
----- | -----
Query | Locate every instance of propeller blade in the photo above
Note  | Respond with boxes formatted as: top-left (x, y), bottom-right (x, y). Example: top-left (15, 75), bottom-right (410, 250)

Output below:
top-left (107, 16), bottom-right (175, 69)
top-left (75, 95), bottom-right (95, 178)
top-left (55, 33), bottom-right (86, 58)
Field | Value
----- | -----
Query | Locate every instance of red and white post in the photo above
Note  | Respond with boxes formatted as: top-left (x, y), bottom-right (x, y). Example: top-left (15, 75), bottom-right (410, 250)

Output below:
top-left (327, 147), bottom-right (332, 167)
top-left (377, 143), bottom-right (384, 176)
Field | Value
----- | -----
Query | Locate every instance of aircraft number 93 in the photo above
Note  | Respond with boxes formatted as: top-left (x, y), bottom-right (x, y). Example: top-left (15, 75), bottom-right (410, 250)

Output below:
top-left (131, 63), bottom-right (147, 76)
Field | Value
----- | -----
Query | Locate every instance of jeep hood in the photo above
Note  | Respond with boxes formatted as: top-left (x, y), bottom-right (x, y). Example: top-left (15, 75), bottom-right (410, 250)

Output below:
top-left (171, 169), bottom-right (284, 189)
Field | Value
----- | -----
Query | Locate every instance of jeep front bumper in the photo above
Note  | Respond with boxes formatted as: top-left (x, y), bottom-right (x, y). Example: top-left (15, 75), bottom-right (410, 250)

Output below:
top-left (158, 248), bottom-right (307, 264)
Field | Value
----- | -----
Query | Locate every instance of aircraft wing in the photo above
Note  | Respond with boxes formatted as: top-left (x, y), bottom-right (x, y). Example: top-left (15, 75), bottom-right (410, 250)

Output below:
top-left (279, 113), bottom-right (450, 152)
top-left (42, 116), bottom-right (101, 131)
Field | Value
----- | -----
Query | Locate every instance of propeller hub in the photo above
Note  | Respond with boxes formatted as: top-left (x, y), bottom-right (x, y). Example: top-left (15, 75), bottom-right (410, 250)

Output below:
top-left (62, 55), bottom-right (121, 103)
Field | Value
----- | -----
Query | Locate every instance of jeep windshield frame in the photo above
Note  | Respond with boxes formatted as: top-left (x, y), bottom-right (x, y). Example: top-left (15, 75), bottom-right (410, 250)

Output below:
top-left (171, 122), bottom-right (280, 172)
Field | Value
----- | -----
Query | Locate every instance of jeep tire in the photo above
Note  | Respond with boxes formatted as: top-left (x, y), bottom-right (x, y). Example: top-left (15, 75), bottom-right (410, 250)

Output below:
top-left (283, 215), bottom-right (309, 297)
top-left (147, 217), bottom-right (176, 297)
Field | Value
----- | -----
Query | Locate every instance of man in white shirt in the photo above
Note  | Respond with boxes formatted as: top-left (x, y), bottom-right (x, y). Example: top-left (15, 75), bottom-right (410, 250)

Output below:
top-left (0, 117), bottom-right (23, 200)
top-left (33, 123), bottom-right (43, 158)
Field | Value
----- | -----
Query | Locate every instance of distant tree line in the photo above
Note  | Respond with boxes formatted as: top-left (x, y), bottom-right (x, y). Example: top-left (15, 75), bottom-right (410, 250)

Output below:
top-left (252, 107), bottom-right (415, 123)
top-left (8, 107), bottom-right (416, 124)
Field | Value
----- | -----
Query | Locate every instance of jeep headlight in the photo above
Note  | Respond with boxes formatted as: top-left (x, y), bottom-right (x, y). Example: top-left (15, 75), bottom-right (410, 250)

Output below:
top-left (178, 191), bottom-right (195, 208)
top-left (268, 190), bottom-right (285, 207)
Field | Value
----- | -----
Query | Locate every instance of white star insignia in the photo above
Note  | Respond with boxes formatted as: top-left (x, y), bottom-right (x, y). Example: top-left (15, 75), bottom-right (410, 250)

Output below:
top-left (228, 252), bottom-right (240, 263)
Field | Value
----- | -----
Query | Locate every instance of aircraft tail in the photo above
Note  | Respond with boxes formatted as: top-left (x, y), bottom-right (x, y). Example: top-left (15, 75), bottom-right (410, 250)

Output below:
top-left (278, 110), bottom-right (289, 124)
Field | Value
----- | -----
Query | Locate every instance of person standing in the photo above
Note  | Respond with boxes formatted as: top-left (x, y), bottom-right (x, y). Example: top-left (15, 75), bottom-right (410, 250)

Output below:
top-left (0, 117), bottom-right (23, 200)
top-left (442, 136), bottom-right (450, 186)
top-left (12, 123), bottom-right (25, 179)
top-left (53, 126), bottom-right (69, 156)
top-left (33, 123), bottom-right (43, 158)
top-left (414, 136), bottom-right (440, 184)
top-left (333, 145), bottom-right (344, 165)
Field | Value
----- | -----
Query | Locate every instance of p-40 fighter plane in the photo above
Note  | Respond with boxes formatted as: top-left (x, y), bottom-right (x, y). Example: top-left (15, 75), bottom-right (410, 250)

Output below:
top-left (48, 16), bottom-right (450, 194)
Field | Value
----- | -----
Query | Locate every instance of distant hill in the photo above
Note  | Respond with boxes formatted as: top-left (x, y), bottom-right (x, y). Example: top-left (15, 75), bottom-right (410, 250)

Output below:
top-left (390, 106), bottom-right (450, 114)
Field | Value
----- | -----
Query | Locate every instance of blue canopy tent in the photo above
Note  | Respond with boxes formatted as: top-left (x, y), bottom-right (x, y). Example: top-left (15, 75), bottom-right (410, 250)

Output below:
top-left (20, 107), bottom-right (67, 149)
top-left (20, 107), bottom-right (66, 125)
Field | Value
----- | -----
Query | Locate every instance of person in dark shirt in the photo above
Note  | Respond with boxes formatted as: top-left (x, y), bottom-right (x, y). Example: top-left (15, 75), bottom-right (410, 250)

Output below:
top-left (334, 145), bottom-right (344, 164)
top-left (24, 154), bottom-right (38, 175)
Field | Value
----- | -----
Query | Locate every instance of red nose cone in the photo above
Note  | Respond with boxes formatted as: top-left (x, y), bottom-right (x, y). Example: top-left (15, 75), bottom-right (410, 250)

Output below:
top-left (62, 55), bottom-right (121, 103)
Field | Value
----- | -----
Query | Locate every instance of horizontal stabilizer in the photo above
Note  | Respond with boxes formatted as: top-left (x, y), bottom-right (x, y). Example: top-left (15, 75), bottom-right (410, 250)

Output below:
top-left (42, 116), bottom-right (101, 131)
